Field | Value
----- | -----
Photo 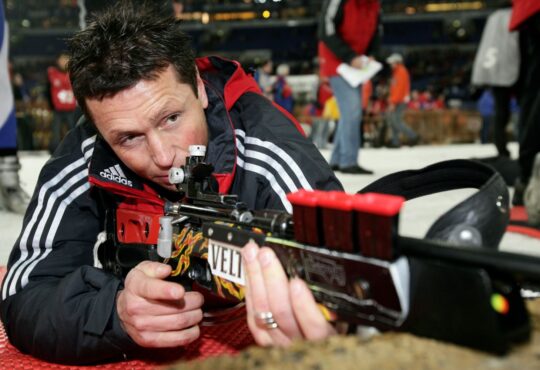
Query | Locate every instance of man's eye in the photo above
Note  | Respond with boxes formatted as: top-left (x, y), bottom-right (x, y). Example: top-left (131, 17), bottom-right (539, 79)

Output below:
top-left (167, 114), bottom-right (180, 124)
top-left (119, 135), bottom-right (138, 145)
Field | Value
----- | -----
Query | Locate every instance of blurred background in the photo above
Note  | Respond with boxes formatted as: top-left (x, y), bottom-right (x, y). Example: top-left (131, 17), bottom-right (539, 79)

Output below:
top-left (4, 0), bottom-right (512, 151)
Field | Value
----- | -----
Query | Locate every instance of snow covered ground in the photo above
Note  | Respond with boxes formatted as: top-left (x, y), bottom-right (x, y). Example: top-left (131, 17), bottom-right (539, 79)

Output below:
top-left (1, 142), bottom-right (538, 266)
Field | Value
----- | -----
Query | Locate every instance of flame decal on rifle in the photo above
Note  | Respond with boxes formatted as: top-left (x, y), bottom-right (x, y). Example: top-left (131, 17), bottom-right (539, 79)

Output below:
top-left (169, 226), bottom-right (245, 301)
top-left (171, 228), bottom-right (205, 276)
top-left (214, 275), bottom-right (245, 300)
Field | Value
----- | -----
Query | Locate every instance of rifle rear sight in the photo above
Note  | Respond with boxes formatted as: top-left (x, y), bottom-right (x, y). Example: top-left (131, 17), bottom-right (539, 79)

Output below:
top-left (166, 145), bottom-right (240, 207)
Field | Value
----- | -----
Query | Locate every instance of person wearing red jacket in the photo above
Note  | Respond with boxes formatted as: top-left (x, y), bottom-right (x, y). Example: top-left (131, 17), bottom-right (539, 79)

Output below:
top-left (386, 53), bottom-right (419, 148)
top-left (509, 0), bottom-right (540, 225)
top-left (47, 52), bottom-right (79, 153)
top-left (318, 0), bottom-right (380, 174)
top-left (309, 78), bottom-right (334, 149)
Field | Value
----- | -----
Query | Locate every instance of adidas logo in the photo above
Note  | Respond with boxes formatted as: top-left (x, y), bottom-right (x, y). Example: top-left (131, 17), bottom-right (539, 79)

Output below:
top-left (99, 164), bottom-right (133, 187)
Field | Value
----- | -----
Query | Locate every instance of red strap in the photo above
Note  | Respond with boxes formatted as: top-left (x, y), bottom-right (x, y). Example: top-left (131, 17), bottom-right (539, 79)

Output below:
top-left (213, 173), bottom-right (234, 194)
top-left (89, 175), bottom-right (165, 208)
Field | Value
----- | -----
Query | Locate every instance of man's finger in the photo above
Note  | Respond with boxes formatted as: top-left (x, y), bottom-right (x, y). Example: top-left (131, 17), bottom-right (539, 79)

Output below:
top-left (135, 261), bottom-right (172, 279)
top-left (126, 291), bottom-right (205, 316)
top-left (243, 255), bottom-right (273, 347)
top-left (131, 272), bottom-right (184, 301)
top-left (290, 278), bottom-right (336, 340)
top-left (258, 247), bottom-right (302, 340)
top-left (128, 309), bottom-right (204, 333)
top-left (242, 242), bottom-right (271, 314)
top-left (242, 242), bottom-right (291, 346)
top-left (127, 324), bottom-right (201, 348)
top-left (242, 242), bottom-right (275, 346)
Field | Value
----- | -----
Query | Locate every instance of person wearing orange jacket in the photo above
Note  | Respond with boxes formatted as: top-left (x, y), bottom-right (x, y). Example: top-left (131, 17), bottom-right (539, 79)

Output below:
top-left (386, 53), bottom-right (419, 148)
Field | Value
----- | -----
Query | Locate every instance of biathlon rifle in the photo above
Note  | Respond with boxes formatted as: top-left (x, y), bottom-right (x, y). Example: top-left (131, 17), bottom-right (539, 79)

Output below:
top-left (99, 145), bottom-right (540, 354)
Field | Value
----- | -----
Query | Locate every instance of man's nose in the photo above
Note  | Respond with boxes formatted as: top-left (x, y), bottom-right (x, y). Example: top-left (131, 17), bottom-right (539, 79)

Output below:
top-left (148, 134), bottom-right (174, 168)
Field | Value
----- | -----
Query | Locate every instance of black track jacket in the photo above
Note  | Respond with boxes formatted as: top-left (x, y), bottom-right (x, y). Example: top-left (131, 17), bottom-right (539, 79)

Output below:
top-left (0, 57), bottom-right (342, 365)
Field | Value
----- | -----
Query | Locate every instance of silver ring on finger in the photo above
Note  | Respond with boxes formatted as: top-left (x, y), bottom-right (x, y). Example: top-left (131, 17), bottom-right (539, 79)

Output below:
top-left (254, 311), bottom-right (279, 330)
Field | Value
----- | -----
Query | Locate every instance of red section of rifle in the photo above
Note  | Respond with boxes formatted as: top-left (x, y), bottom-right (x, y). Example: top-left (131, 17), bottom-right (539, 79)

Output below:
top-left (318, 191), bottom-right (355, 253)
top-left (286, 190), bottom-right (325, 246)
top-left (354, 193), bottom-right (404, 260)
top-left (354, 193), bottom-right (405, 216)
top-left (288, 190), bottom-right (405, 260)
top-left (116, 201), bottom-right (164, 244)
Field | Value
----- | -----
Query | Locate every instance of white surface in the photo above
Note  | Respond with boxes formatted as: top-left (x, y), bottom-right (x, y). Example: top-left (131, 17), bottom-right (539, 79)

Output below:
top-left (0, 152), bottom-right (47, 266)
top-left (337, 57), bottom-right (383, 87)
top-left (1, 143), bottom-right (539, 266)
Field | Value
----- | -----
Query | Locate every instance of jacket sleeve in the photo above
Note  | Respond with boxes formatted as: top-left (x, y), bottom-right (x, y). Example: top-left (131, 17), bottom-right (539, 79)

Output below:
top-left (0, 127), bottom-right (140, 365)
top-left (318, 0), bottom-right (358, 64)
top-left (231, 92), bottom-right (344, 212)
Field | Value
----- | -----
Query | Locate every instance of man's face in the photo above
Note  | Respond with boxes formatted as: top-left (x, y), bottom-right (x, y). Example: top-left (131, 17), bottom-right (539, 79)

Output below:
top-left (262, 61), bottom-right (273, 74)
top-left (57, 55), bottom-right (69, 71)
top-left (87, 65), bottom-right (209, 191)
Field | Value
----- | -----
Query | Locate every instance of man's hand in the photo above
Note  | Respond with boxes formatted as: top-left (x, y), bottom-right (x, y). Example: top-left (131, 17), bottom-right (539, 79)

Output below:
top-left (241, 241), bottom-right (336, 347)
top-left (350, 55), bottom-right (366, 69)
top-left (117, 261), bottom-right (204, 348)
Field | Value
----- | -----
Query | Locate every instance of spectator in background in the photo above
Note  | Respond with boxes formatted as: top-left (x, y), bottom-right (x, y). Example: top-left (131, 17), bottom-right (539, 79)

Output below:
top-left (370, 82), bottom-right (389, 147)
top-left (477, 89), bottom-right (495, 144)
top-left (471, 6), bottom-right (520, 158)
top-left (318, 0), bottom-right (380, 174)
top-left (433, 93), bottom-right (446, 110)
top-left (254, 58), bottom-right (273, 100)
top-left (10, 66), bottom-right (33, 151)
top-left (322, 95), bottom-right (341, 147)
top-left (362, 79), bottom-right (373, 112)
top-left (47, 51), bottom-right (79, 153)
top-left (420, 90), bottom-right (434, 110)
top-left (172, 0), bottom-right (184, 19)
top-left (11, 67), bottom-right (30, 104)
top-left (509, 96), bottom-right (520, 140)
top-left (309, 78), bottom-right (334, 149)
top-left (360, 79), bottom-right (373, 147)
top-left (510, 0), bottom-right (540, 225)
top-left (0, 2), bottom-right (30, 215)
top-left (272, 63), bottom-right (294, 114)
top-left (407, 90), bottom-right (422, 110)
top-left (386, 53), bottom-right (419, 148)
top-left (373, 81), bottom-right (389, 112)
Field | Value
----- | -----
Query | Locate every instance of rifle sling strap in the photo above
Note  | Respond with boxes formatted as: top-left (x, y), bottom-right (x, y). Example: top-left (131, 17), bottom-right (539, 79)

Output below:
top-left (359, 159), bottom-right (509, 249)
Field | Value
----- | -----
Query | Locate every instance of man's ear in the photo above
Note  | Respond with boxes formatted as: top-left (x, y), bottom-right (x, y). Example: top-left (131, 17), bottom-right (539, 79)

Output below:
top-left (196, 70), bottom-right (208, 109)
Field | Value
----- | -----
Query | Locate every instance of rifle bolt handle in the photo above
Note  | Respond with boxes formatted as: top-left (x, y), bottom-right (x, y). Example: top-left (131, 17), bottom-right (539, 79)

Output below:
top-left (169, 167), bottom-right (185, 184)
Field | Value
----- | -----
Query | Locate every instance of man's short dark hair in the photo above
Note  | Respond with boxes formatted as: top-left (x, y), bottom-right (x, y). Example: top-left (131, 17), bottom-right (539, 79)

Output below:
top-left (68, 1), bottom-right (197, 118)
